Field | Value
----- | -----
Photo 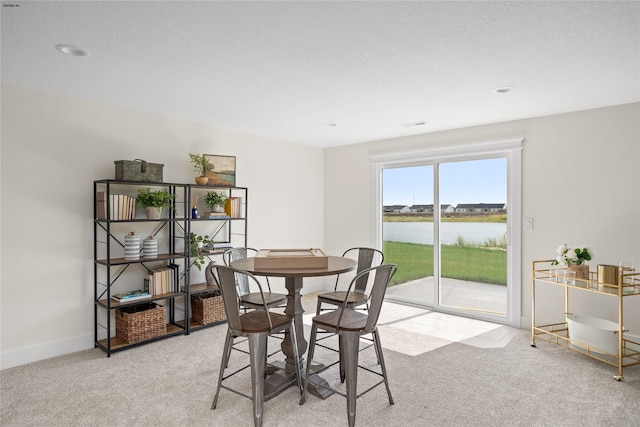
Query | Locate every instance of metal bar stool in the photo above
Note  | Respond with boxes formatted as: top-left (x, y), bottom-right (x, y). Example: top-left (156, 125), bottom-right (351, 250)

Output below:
top-left (301, 264), bottom-right (397, 427)
top-left (211, 265), bottom-right (303, 427)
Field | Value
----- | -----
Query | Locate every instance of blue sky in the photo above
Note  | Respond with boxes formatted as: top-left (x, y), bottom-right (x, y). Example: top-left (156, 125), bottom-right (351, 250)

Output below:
top-left (382, 158), bottom-right (507, 206)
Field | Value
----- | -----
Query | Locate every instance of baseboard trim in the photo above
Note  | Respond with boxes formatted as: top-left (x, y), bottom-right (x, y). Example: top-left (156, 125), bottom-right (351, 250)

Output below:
top-left (1, 333), bottom-right (93, 370)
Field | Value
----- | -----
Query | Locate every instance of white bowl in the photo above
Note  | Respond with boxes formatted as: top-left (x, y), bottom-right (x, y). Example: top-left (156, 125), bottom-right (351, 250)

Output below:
top-left (566, 314), bottom-right (621, 355)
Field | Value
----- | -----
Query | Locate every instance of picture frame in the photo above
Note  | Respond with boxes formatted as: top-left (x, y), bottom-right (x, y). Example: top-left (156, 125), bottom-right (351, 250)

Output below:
top-left (203, 155), bottom-right (236, 187)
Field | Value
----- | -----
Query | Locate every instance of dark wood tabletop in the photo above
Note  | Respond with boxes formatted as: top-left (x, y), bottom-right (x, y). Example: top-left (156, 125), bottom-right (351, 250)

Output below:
top-left (230, 255), bottom-right (356, 278)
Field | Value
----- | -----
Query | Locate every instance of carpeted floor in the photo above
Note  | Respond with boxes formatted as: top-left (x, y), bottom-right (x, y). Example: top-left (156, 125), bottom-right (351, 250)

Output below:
top-left (2, 299), bottom-right (639, 427)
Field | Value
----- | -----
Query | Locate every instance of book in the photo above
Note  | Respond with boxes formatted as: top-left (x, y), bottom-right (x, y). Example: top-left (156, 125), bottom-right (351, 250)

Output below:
top-left (144, 273), bottom-right (153, 295)
top-left (167, 263), bottom-right (180, 293)
top-left (96, 192), bottom-right (136, 220)
top-left (112, 290), bottom-right (151, 302)
top-left (205, 214), bottom-right (230, 219)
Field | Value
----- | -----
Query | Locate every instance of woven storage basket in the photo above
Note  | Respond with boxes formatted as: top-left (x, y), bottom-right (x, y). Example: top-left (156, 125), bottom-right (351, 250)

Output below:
top-left (116, 302), bottom-right (166, 344)
top-left (191, 290), bottom-right (226, 325)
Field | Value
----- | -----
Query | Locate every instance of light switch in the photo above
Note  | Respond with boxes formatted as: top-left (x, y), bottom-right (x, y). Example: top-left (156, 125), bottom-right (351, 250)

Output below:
top-left (525, 218), bottom-right (534, 230)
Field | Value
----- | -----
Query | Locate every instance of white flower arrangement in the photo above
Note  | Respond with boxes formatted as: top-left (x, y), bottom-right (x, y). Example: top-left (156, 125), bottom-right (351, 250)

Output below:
top-left (551, 244), bottom-right (592, 266)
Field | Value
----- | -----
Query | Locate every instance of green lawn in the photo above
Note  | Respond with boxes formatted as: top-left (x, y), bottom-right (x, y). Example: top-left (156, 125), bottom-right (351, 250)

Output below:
top-left (383, 241), bottom-right (507, 286)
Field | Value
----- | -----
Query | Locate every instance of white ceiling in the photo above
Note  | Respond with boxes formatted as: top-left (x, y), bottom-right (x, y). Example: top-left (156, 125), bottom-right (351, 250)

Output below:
top-left (2, 1), bottom-right (639, 148)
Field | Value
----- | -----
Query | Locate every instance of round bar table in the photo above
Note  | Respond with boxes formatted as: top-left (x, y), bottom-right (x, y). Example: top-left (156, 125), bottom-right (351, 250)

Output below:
top-left (231, 255), bottom-right (356, 400)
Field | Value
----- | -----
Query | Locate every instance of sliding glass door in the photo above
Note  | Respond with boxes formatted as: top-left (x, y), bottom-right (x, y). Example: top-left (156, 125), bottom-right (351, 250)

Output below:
top-left (382, 165), bottom-right (435, 306)
top-left (378, 142), bottom-right (521, 326)
top-left (438, 158), bottom-right (507, 315)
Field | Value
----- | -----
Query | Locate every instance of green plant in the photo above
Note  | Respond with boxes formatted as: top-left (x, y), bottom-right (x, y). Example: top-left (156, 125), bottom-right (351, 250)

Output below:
top-left (551, 244), bottom-right (592, 266)
top-left (204, 191), bottom-right (227, 209)
top-left (189, 154), bottom-right (214, 177)
top-left (136, 188), bottom-right (175, 209)
top-left (190, 232), bottom-right (213, 270)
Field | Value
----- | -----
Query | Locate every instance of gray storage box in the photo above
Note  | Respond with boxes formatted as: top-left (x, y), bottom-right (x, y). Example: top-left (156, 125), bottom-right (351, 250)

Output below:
top-left (115, 160), bottom-right (164, 182)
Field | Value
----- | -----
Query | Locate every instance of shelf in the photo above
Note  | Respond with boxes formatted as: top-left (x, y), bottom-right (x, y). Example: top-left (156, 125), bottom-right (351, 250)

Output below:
top-left (177, 318), bottom-right (226, 332)
top-left (532, 322), bottom-right (640, 369)
top-left (95, 217), bottom-right (187, 223)
top-left (95, 323), bottom-right (185, 352)
top-left (96, 253), bottom-right (186, 266)
top-left (532, 264), bottom-right (640, 297)
top-left (185, 282), bottom-right (220, 294)
top-left (97, 291), bottom-right (183, 309)
top-left (94, 180), bottom-right (246, 356)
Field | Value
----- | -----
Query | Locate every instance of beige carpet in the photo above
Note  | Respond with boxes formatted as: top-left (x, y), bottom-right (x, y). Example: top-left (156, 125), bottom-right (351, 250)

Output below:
top-left (2, 299), bottom-right (639, 426)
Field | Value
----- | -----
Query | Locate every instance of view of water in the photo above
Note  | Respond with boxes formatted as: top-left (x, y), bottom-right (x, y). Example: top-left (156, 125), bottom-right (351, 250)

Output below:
top-left (383, 222), bottom-right (507, 245)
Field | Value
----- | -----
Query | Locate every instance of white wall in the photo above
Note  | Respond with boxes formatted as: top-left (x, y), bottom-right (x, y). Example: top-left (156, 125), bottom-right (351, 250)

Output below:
top-left (0, 86), bottom-right (325, 369)
top-left (324, 103), bottom-right (640, 331)
top-left (2, 86), bottom-right (638, 370)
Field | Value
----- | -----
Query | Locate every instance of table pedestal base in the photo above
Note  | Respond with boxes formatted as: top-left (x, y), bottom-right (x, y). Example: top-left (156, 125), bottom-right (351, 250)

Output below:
top-left (264, 360), bottom-right (334, 401)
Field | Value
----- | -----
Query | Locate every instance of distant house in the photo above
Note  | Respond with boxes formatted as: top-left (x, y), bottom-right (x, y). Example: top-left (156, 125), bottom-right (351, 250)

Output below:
top-left (410, 204), bottom-right (432, 212)
top-left (409, 204), bottom-right (455, 213)
top-left (455, 203), bottom-right (506, 213)
top-left (383, 204), bottom-right (410, 213)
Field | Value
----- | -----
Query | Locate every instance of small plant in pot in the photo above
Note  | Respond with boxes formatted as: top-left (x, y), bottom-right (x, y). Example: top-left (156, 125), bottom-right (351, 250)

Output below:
top-left (189, 232), bottom-right (213, 270)
top-left (136, 188), bottom-right (175, 219)
top-left (204, 191), bottom-right (228, 213)
top-left (189, 154), bottom-right (214, 185)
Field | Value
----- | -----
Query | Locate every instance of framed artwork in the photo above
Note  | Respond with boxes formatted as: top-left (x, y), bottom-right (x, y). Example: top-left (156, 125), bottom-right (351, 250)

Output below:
top-left (204, 155), bottom-right (236, 187)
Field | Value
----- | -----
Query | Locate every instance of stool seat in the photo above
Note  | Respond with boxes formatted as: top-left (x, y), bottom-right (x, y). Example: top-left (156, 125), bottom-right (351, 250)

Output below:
top-left (240, 311), bottom-right (291, 333)
top-left (317, 291), bottom-right (368, 308)
top-left (313, 309), bottom-right (368, 332)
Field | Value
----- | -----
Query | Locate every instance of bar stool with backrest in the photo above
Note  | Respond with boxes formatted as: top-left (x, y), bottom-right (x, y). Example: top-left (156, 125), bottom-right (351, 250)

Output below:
top-left (315, 247), bottom-right (384, 365)
top-left (223, 247), bottom-right (287, 310)
top-left (211, 265), bottom-right (303, 427)
top-left (315, 247), bottom-right (384, 315)
top-left (301, 264), bottom-right (397, 427)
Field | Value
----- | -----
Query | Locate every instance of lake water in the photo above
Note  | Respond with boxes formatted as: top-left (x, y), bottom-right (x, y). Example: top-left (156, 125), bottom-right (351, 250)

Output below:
top-left (383, 222), bottom-right (507, 245)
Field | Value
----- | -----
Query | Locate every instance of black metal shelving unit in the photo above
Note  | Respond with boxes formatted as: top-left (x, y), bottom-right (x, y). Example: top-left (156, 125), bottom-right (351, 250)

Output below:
top-left (93, 180), bottom-right (247, 356)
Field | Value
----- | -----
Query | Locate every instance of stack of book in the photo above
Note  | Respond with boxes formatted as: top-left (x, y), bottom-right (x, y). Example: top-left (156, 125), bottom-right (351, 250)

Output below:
top-left (112, 289), bottom-right (150, 303)
top-left (144, 264), bottom-right (180, 295)
top-left (97, 192), bottom-right (137, 220)
top-left (224, 196), bottom-right (242, 218)
top-left (203, 211), bottom-right (230, 219)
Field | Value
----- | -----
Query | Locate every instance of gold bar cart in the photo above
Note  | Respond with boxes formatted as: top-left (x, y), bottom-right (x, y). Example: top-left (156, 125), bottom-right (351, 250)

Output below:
top-left (531, 259), bottom-right (640, 380)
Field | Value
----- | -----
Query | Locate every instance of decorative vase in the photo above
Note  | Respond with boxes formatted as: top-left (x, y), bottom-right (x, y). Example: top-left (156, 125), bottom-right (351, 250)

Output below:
top-left (124, 232), bottom-right (140, 260)
top-left (143, 236), bottom-right (158, 258)
top-left (569, 264), bottom-right (589, 281)
top-left (212, 206), bottom-right (224, 213)
top-left (205, 261), bottom-right (217, 286)
top-left (145, 207), bottom-right (162, 219)
top-left (195, 176), bottom-right (208, 185)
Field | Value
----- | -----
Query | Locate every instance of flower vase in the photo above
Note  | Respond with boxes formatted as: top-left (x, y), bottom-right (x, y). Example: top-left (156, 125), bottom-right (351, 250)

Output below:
top-left (569, 264), bottom-right (589, 281)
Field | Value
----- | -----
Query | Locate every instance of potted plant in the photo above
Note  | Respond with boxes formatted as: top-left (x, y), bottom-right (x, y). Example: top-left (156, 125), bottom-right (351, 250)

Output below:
top-left (136, 188), bottom-right (175, 219)
top-left (189, 154), bottom-right (214, 185)
top-left (204, 191), bottom-right (228, 213)
top-left (190, 232), bottom-right (213, 270)
top-left (551, 243), bottom-right (592, 282)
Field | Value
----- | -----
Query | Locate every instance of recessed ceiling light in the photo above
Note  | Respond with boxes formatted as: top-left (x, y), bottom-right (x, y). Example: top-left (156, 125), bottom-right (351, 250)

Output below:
top-left (55, 44), bottom-right (89, 57)
top-left (401, 121), bottom-right (428, 128)
top-left (324, 122), bottom-right (338, 127)
top-left (495, 86), bottom-right (516, 94)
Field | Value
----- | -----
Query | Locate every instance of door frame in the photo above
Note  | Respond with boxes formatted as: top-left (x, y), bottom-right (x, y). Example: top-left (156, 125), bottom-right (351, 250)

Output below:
top-left (371, 139), bottom-right (523, 327)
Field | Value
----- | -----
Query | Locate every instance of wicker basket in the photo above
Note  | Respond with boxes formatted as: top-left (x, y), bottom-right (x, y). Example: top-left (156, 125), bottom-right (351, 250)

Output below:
top-left (116, 302), bottom-right (166, 344)
top-left (191, 290), bottom-right (226, 325)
